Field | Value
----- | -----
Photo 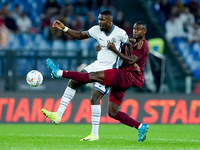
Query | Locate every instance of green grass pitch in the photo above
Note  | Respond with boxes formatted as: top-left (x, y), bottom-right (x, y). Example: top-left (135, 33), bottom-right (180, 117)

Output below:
top-left (0, 124), bottom-right (199, 150)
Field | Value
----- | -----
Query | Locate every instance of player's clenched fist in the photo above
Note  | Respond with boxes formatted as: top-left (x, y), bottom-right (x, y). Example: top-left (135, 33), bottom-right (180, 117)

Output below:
top-left (52, 20), bottom-right (65, 30)
top-left (107, 42), bottom-right (116, 52)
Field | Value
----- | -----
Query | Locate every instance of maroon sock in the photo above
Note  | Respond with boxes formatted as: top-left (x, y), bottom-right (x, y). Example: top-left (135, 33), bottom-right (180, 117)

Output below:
top-left (62, 71), bottom-right (90, 83)
top-left (115, 111), bottom-right (141, 129)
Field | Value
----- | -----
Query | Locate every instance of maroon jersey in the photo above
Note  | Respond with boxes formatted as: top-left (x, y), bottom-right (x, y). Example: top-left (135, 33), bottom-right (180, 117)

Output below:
top-left (120, 38), bottom-right (149, 87)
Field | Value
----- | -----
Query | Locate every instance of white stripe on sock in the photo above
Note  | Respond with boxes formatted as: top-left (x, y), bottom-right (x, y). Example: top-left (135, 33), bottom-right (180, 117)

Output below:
top-left (91, 105), bottom-right (101, 137)
top-left (57, 86), bottom-right (76, 118)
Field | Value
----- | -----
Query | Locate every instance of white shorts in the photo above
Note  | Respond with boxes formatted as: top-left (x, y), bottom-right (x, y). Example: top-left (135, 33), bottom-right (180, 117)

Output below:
top-left (83, 60), bottom-right (115, 94)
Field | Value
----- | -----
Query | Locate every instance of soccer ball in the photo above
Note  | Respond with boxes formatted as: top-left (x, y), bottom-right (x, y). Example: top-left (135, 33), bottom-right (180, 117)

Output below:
top-left (26, 70), bottom-right (43, 87)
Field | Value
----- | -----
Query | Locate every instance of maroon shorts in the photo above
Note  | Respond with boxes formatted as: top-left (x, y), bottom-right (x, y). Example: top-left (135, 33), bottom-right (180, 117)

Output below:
top-left (103, 69), bottom-right (133, 105)
top-left (108, 87), bottom-right (127, 105)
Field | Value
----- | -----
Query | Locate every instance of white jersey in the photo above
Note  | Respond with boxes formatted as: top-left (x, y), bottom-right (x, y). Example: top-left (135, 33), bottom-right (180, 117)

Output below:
top-left (87, 24), bottom-right (129, 68)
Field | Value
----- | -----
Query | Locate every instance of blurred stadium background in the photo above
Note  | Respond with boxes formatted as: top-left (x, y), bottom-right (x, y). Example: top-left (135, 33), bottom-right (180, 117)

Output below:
top-left (0, 0), bottom-right (200, 125)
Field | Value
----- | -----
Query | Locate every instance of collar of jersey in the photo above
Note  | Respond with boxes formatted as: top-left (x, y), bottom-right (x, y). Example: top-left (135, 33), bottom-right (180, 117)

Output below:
top-left (103, 24), bottom-right (115, 36)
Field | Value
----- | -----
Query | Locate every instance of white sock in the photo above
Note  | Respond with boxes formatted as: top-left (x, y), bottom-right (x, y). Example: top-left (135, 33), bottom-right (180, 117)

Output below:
top-left (91, 105), bottom-right (101, 137)
top-left (138, 123), bottom-right (142, 129)
top-left (57, 86), bottom-right (76, 118)
top-left (57, 70), bottom-right (63, 77)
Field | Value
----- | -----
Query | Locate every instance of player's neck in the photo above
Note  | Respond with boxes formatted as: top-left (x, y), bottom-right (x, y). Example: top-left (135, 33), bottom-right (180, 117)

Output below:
top-left (105, 23), bottom-right (113, 35)
top-left (135, 37), bottom-right (144, 43)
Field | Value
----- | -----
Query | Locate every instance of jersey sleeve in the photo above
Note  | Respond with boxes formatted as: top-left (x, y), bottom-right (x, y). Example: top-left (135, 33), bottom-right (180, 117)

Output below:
top-left (132, 41), bottom-right (147, 59)
top-left (120, 29), bottom-right (129, 44)
top-left (87, 26), bottom-right (98, 39)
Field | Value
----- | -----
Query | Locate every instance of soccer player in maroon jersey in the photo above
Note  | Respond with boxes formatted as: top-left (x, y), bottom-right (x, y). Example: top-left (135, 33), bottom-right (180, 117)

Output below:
top-left (46, 21), bottom-right (150, 142)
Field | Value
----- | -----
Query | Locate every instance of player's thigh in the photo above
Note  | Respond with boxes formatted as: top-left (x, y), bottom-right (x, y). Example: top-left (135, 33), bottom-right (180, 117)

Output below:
top-left (90, 88), bottom-right (104, 105)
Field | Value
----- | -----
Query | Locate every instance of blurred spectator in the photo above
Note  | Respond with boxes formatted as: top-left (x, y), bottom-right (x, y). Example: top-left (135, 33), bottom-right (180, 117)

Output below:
top-left (62, 0), bottom-right (72, 7)
top-left (99, 0), bottom-right (115, 13)
top-left (56, 8), bottom-right (71, 27)
top-left (71, 15), bottom-right (84, 31)
top-left (114, 11), bottom-right (125, 28)
top-left (195, 8), bottom-right (200, 24)
top-left (43, 0), bottom-right (60, 18)
top-left (61, 1), bottom-right (74, 20)
top-left (174, 0), bottom-right (184, 14)
top-left (165, 15), bottom-right (187, 42)
top-left (12, 4), bottom-right (22, 21)
top-left (65, 4), bottom-right (74, 17)
top-left (41, 0), bottom-right (61, 34)
top-left (4, 12), bottom-right (18, 32)
top-left (170, 5), bottom-right (180, 18)
top-left (0, 2), bottom-right (10, 16)
top-left (48, 8), bottom-right (72, 41)
top-left (188, 0), bottom-right (199, 17)
top-left (86, 0), bottom-right (103, 10)
top-left (159, 0), bottom-right (172, 20)
top-left (0, 24), bottom-right (9, 49)
top-left (187, 23), bottom-right (200, 44)
top-left (0, 16), bottom-right (4, 26)
top-left (48, 27), bottom-right (67, 41)
top-left (103, 0), bottom-right (113, 7)
top-left (74, 0), bottom-right (88, 16)
top-left (179, 7), bottom-right (195, 32)
top-left (84, 11), bottom-right (97, 30)
top-left (16, 13), bottom-right (32, 33)
top-left (153, 0), bottom-right (169, 27)
top-left (41, 16), bottom-right (51, 30)
top-left (122, 21), bottom-right (132, 37)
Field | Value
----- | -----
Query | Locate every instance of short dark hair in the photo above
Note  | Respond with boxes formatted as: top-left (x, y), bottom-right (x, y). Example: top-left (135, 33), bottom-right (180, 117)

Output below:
top-left (135, 21), bottom-right (147, 30)
top-left (100, 10), bottom-right (113, 17)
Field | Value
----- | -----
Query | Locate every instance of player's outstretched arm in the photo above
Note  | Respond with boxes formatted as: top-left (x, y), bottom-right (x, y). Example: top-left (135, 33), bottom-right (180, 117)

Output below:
top-left (52, 20), bottom-right (89, 40)
top-left (107, 42), bottom-right (139, 65)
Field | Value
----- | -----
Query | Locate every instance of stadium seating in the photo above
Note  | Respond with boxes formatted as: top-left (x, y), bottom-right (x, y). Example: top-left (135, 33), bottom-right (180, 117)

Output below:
top-left (172, 37), bottom-right (200, 79)
top-left (2, 0), bottom-right (99, 57)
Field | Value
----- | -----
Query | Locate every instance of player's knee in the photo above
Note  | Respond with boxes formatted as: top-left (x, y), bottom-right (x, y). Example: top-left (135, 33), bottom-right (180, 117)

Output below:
top-left (91, 98), bottom-right (100, 105)
top-left (89, 72), bottom-right (99, 82)
top-left (68, 79), bottom-right (80, 89)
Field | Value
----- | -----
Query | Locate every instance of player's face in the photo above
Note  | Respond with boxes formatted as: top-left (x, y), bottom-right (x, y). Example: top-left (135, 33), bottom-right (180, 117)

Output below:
top-left (132, 24), bottom-right (146, 39)
top-left (98, 14), bottom-right (110, 31)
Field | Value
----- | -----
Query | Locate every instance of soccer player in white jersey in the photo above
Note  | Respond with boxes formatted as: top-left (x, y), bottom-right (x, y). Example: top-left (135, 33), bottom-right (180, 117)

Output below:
top-left (41, 10), bottom-right (132, 141)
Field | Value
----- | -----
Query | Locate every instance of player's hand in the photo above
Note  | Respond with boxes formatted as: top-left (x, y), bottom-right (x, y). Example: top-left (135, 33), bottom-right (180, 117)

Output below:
top-left (95, 45), bottom-right (102, 51)
top-left (107, 42), bottom-right (117, 52)
top-left (133, 63), bottom-right (140, 71)
top-left (52, 20), bottom-right (65, 30)
top-left (129, 38), bottom-right (136, 43)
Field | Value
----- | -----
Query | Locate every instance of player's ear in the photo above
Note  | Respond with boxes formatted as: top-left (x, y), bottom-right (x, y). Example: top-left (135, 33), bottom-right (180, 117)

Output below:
top-left (107, 16), bottom-right (112, 23)
top-left (143, 29), bottom-right (147, 34)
